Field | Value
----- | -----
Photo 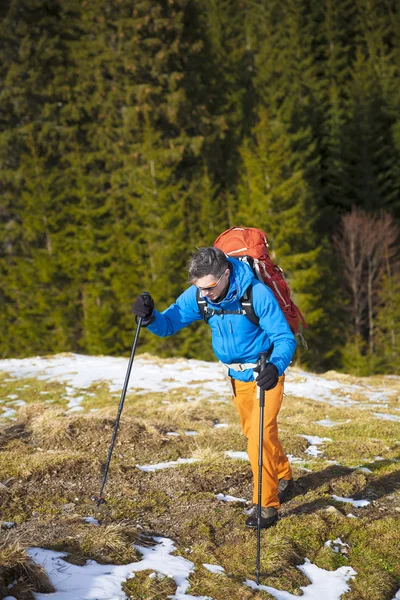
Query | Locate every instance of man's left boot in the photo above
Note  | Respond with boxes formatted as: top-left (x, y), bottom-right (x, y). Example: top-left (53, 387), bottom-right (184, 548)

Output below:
top-left (278, 477), bottom-right (295, 504)
top-left (245, 506), bottom-right (278, 529)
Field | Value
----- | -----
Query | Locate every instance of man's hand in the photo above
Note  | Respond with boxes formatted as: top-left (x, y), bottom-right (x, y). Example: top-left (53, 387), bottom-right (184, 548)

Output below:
top-left (255, 363), bottom-right (279, 391)
top-left (132, 293), bottom-right (155, 325)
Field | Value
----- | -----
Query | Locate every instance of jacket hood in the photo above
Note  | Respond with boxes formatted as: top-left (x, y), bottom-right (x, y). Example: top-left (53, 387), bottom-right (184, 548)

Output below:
top-left (207, 257), bottom-right (254, 307)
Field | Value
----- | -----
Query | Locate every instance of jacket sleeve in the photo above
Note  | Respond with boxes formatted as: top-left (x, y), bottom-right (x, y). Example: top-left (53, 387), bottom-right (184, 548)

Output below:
top-left (147, 285), bottom-right (203, 337)
top-left (252, 281), bottom-right (297, 375)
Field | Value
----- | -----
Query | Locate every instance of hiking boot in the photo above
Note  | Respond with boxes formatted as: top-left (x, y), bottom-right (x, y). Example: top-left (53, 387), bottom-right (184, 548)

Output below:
top-left (278, 477), bottom-right (295, 504)
top-left (245, 506), bottom-right (278, 529)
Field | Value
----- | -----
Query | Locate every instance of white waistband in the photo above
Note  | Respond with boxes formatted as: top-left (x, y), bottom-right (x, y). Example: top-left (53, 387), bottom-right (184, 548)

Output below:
top-left (225, 361), bottom-right (258, 372)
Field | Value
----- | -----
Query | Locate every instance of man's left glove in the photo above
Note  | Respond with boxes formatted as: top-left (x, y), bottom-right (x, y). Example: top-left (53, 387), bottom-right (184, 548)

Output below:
top-left (132, 293), bottom-right (155, 326)
top-left (255, 363), bottom-right (279, 391)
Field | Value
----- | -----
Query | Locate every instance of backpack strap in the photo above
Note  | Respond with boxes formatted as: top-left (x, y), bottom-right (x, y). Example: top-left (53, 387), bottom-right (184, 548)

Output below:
top-left (196, 285), bottom-right (260, 327)
top-left (197, 290), bottom-right (209, 322)
top-left (240, 285), bottom-right (259, 327)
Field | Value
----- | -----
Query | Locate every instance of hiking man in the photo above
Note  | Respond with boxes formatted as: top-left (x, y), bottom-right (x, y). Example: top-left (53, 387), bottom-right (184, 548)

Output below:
top-left (132, 247), bottom-right (296, 529)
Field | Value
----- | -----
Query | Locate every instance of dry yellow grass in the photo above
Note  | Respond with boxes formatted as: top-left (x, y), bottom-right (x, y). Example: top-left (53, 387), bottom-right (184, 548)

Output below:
top-left (0, 362), bottom-right (399, 600)
top-left (0, 533), bottom-right (55, 599)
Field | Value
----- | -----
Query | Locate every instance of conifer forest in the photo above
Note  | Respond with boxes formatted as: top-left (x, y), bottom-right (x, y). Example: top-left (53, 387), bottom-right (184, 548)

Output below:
top-left (1, 0), bottom-right (400, 375)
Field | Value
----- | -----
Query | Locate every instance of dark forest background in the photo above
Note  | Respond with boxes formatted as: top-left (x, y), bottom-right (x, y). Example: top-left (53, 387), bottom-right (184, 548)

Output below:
top-left (1, 0), bottom-right (399, 375)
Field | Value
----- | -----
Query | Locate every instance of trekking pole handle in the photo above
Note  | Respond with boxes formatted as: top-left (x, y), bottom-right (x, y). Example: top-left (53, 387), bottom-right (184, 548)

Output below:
top-left (258, 352), bottom-right (269, 409)
top-left (142, 291), bottom-right (151, 321)
top-left (259, 351), bottom-right (268, 371)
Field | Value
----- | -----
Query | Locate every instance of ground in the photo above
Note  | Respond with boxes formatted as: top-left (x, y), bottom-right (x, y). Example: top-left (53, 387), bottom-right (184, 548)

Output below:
top-left (0, 353), bottom-right (399, 600)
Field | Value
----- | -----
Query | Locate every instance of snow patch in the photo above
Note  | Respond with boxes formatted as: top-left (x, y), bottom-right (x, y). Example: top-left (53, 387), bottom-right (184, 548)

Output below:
top-left (372, 412), bottom-right (400, 423)
top-left (285, 368), bottom-right (390, 407)
top-left (28, 538), bottom-right (213, 600)
top-left (332, 495), bottom-right (370, 508)
top-left (215, 493), bottom-right (247, 503)
top-left (84, 517), bottom-right (100, 526)
top-left (245, 558), bottom-right (356, 600)
top-left (298, 435), bottom-right (332, 458)
top-left (136, 458), bottom-right (198, 472)
top-left (203, 564), bottom-right (225, 575)
top-left (224, 451), bottom-right (249, 461)
top-left (0, 354), bottom-right (229, 400)
top-left (1, 407), bottom-right (16, 419)
top-left (325, 538), bottom-right (349, 553)
top-left (299, 435), bottom-right (333, 445)
top-left (315, 419), bottom-right (343, 427)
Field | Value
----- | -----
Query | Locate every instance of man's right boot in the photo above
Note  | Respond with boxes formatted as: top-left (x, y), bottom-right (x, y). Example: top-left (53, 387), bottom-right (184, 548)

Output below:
top-left (245, 506), bottom-right (278, 529)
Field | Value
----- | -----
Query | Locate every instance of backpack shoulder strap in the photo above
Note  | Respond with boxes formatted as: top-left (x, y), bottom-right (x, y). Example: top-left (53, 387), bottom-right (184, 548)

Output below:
top-left (196, 288), bottom-right (212, 324)
top-left (240, 284), bottom-right (259, 327)
top-left (196, 284), bottom-right (260, 327)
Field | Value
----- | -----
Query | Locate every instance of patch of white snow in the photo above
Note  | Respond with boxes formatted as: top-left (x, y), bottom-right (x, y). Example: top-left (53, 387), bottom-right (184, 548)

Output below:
top-left (325, 538), bottom-right (349, 553)
top-left (331, 495), bottom-right (370, 508)
top-left (136, 458), bottom-right (198, 472)
top-left (372, 413), bottom-right (400, 423)
top-left (299, 435), bottom-right (333, 445)
top-left (224, 451), bottom-right (249, 461)
top-left (1, 407), bottom-right (16, 419)
top-left (203, 564), bottom-right (225, 575)
top-left (84, 517), bottom-right (100, 525)
top-left (28, 537), bottom-right (214, 600)
top-left (215, 493), bottom-right (247, 503)
top-left (315, 419), bottom-right (343, 427)
top-left (245, 558), bottom-right (356, 600)
top-left (0, 354), bottom-right (229, 400)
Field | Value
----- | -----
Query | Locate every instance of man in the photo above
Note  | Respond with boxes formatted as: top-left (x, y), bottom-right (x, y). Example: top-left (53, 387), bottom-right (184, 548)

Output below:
top-left (132, 247), bottom-right (296, 529)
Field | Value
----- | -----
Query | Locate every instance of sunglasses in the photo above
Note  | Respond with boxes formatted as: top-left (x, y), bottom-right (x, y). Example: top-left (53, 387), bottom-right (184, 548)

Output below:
top-left (195, 271), bottom-right (226, 292)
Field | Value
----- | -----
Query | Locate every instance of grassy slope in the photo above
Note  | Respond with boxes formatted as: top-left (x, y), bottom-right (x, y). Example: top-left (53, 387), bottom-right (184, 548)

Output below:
top-left (0, 356), bottom-right (399, 600)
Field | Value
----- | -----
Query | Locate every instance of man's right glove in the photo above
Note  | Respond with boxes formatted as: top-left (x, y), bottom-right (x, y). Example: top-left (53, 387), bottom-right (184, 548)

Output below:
top-left (255, 363), bottom-right (279, 391)
top-left (132, 293), bottom-right (155, 326)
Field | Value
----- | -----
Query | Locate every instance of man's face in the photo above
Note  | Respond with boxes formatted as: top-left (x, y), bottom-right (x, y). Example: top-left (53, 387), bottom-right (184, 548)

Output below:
top-left (193, 268), bottom-right (230, 302)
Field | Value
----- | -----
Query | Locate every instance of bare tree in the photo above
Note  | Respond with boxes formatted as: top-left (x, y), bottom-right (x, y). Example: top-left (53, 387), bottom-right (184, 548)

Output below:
top-left (333, 206), bottom-right (399, 353)
top-left (333, 207), bottom-right (369, 341)
top-left (364, 212), bottom-right (398, 353)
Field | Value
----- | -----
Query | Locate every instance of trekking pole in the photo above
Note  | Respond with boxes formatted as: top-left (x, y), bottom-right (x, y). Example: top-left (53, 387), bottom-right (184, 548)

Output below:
top-left (91, 294), bottom-right (148, 507)
top-left (256, 351), bottom-right (268, 585)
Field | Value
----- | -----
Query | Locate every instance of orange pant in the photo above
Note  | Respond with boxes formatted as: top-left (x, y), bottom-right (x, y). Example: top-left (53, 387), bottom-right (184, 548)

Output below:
top-left (231, 375), bottom-right (291, 508)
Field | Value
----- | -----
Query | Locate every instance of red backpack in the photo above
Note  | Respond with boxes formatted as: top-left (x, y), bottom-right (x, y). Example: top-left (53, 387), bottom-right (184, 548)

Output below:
top-left (213, 226), bottom-right (307, 336)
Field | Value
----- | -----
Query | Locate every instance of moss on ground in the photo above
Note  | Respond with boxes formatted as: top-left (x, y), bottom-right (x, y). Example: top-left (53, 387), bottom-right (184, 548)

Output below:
top-left (0, 364), bottom-right (399, 599)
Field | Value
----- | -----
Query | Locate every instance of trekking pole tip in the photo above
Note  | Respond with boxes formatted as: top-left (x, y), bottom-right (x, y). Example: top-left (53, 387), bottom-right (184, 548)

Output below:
top-left (91, 495), bottom-right (106, 507)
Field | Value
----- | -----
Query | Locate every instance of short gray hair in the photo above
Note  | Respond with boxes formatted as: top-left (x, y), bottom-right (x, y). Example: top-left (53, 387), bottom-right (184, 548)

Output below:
top-left (188, 247), bottom-right (230, 281)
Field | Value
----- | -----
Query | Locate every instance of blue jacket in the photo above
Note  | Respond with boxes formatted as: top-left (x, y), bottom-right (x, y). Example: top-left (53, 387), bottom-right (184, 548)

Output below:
top-left (147, 258), bottom-right (297, 381)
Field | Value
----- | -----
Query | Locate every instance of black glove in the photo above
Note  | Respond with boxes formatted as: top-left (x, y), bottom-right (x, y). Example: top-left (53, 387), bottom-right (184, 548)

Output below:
top-left (132, 293), bottom-right (155, 325)
top-left (254, 363), bottom-right (279, 391)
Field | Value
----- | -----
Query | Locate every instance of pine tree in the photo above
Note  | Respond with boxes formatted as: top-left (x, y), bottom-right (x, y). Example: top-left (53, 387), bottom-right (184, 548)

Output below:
top-left (0, 0), bottom-right (74, 356)
top-left (233, 0), bottom-right (343, 370)
top-left (343, 48), bottom-right (399, 213)
top-left (375, 275), bottom-right (400, 374)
